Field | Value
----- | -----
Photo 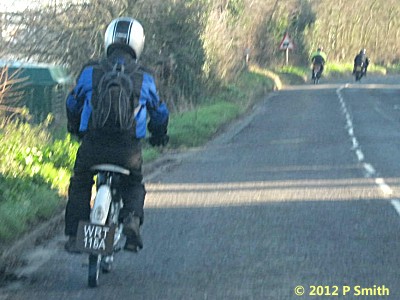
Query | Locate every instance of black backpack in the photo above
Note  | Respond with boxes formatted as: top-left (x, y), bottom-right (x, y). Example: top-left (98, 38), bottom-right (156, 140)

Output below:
top-left (92, 60), bottom-right (142, 131)
top-left (355, 54), bottom-right (366, 66)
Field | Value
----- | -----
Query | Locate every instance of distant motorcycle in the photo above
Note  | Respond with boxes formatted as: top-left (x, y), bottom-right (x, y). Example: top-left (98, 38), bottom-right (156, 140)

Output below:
top-left (354, 64), bottom-right (365, 81)
top-left (76, 164), bottom-right (130, 287)
top-left (312, 63), bottom-right (322, 84)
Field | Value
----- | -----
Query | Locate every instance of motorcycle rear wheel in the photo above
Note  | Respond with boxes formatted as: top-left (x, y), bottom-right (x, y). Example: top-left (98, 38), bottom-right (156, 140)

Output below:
top-left (355, 71), bottom-right (362, 81)
top-left (88, 254), bottom-right (101, 287)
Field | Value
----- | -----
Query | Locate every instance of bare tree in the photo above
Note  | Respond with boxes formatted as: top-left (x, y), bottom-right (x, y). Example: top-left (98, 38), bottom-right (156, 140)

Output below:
top-left (0, 66), bottom-right (29, 125)
top-left (1, 0), bottom-right (140, 76)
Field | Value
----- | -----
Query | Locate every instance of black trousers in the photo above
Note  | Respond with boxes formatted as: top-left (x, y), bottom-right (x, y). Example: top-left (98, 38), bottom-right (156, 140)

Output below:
top-left (65, 132), bottom-right (146, 236)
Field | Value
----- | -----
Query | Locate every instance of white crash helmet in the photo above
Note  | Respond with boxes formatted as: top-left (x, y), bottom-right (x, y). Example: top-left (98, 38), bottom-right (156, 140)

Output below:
top-left (104, 17), bottom-right (145, 60)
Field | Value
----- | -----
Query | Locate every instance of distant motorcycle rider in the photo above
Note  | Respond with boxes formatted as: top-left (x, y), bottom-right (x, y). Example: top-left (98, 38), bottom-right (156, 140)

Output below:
top-left (310, 47), bottom-right (327, 79)
top-left (353, 48), bottom-right (370, 76)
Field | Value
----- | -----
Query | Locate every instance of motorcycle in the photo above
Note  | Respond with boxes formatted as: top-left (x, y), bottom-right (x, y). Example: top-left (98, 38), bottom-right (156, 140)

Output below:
top-left (312, 63), bottom-right (322, 84)
top-left (354, 65), bottom-right (365, 81)
top-left (76, 164), bottom-right (130, 287)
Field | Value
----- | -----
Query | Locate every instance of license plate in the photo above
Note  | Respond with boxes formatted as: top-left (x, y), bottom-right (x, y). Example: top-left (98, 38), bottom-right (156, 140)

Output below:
top-left (356, 66), bottom-right (362, 71)
top-left (76, 221), bottom-right (116, 255)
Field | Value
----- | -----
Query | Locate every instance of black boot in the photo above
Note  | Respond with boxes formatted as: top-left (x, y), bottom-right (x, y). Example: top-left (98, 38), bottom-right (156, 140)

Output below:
top-left (64, 236), bottom-right (81, 254)
top-left (123, 214), bottom-right (143, 252)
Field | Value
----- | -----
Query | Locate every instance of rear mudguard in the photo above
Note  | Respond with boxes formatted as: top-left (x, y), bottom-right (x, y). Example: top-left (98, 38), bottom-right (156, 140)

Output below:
top-left (91, 185), bottom-right (112, 225)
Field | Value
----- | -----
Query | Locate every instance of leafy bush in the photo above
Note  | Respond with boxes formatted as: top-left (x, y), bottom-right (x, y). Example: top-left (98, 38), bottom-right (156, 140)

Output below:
top-left (0, 120), bottom-right (79, 242)
top-left (0, 121), bottom-right (78, 195)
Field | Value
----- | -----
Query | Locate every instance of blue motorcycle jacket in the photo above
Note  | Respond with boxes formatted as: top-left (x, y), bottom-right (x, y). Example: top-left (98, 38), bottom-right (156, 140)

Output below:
top-left (66, 56), bottom-right (169, 139)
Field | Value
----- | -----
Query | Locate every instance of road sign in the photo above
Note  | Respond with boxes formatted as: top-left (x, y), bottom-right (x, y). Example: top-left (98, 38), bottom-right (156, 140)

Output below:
top-left (279, 33), bottom-right (294, 50)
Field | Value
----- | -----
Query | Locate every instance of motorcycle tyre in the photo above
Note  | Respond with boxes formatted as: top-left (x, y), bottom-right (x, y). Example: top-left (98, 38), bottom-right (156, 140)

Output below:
top-left (88, 254), bottom-right (101, 287)
top-left (313, 72), bottom-right (320, 84)
top-left (355, 71), bottom-right (362, 81)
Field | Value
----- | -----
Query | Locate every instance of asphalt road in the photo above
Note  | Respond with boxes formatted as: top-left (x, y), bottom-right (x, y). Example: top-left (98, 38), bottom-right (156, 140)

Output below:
top-left (1, 75), bottom-right (400, 299)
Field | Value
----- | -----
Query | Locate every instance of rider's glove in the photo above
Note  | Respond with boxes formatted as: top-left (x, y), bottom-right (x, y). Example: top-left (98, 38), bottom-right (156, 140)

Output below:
top-left (66, 107), bottom-right (81, 135)
top-left (148, 119), bottom-right (169, 147)
top-left (149, 134), bottom-right (169, 147)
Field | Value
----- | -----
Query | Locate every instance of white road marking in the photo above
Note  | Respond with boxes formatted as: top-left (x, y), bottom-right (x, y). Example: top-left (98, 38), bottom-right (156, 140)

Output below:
top-left (355, 149), bottom-right (364, 161)
top-left (375, 178), bottom-right (393, 196)
top-left (391, 199), bottom-right (400, 217)
top-left (363, 163), bottom-right (375, 176)
top-left (337, 85), bottom-right (398, 212)
top-left (351, 137), bottom-right (358, 149)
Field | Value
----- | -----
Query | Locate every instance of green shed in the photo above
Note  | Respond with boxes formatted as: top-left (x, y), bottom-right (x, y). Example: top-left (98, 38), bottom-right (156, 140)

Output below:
top-left (0, 60), bottom-right (73, 123)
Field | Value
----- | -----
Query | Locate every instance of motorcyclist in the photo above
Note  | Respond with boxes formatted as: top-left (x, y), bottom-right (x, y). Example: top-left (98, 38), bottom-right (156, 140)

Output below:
top-left (353, 48), bottom-right (370, 76)
top-left (310, 47), bottom-right (327, 79)
top-left (64, 17), bottom-right (169, 253)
